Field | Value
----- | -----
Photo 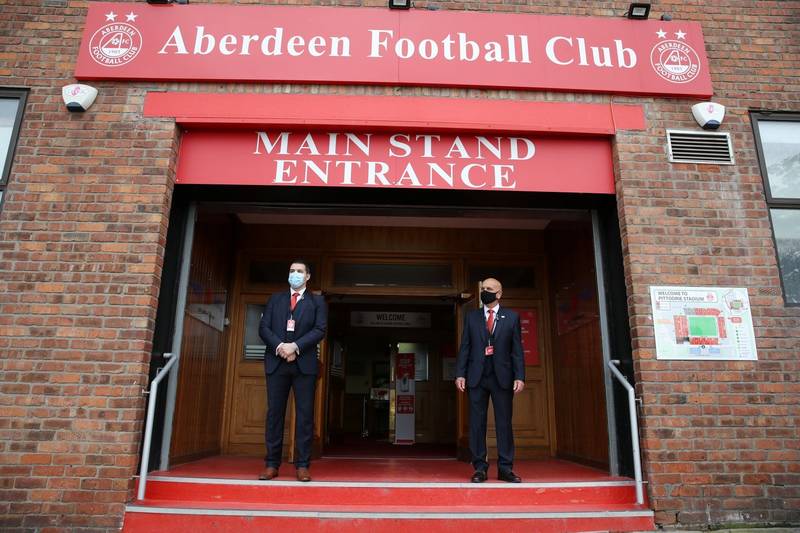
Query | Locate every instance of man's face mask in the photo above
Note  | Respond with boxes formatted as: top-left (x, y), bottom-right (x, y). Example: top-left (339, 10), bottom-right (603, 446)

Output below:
top-left (480, 290), bottom-right (498, 305)
top-left (288, 272), bottom-right (306, 289)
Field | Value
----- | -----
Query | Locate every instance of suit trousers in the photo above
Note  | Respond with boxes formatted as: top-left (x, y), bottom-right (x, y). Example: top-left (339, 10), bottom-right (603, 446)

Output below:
top-left (467, 369), bottom-right (515, 473)
top-left (265, 360), bottom-right (316, 469)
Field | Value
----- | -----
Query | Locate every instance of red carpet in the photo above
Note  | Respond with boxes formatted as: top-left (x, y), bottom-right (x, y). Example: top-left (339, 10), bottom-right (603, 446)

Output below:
top-left (153, 455), bottom-right (625, 483)
top-left (323, 438), bottom-right (456, 458)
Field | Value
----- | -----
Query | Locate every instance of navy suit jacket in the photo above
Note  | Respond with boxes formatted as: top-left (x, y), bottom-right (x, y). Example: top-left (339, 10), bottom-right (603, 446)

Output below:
top-left (456, 306), bottom-right (525, 389)
top-left (259, 290), bottom-right (327, 376)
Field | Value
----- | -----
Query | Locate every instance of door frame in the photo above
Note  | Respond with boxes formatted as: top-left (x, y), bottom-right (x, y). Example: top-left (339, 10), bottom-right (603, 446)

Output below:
top-left (322, 299), bottom-right (460, 451)
top-left (155, 208), bottom-right (632, 469)
top-left (592, 209), bottom-right (622, 476)
top-left (159, 202), bottom-right (197, 471)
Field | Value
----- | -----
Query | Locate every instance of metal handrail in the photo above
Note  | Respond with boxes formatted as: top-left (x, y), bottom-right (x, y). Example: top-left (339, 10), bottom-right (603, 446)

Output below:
top-left (137, 352), bottom-right (180, 501)
top-left (608, 359), bottom-right (644, 505)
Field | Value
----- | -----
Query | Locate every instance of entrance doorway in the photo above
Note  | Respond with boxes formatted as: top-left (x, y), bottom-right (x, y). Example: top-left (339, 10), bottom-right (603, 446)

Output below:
top-left (216, 208), bottom-right (556, 463)
top-left (155, 201), bottom-right (619, 475)
top-left (325, 298), bottom-right (457, 458)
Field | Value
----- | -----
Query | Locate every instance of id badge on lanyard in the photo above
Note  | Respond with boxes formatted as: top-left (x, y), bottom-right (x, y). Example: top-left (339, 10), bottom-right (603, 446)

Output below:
top-left (287, 319), bottom-right (296, 332)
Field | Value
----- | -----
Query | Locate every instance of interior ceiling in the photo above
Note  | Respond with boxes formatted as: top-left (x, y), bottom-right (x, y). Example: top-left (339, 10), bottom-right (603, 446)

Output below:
top-left (194, 199), bottom-right (592, 229)
top-left (236, 212), bottom-right (552, 230)
top-left (226, 205), bottom-right (591, 230)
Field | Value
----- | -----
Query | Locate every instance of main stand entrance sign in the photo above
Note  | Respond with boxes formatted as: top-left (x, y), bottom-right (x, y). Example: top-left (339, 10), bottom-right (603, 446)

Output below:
top-left (176, 129), bottom-right (615, 194)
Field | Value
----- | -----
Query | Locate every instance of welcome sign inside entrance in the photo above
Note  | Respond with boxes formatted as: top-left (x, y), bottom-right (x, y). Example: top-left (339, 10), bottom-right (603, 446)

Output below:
top-left (176, 129), bottom-right (615, 194)
top-left (74, 3), bottom-right (712, 97)
top-left (351, 311), bottom-right (431, 328)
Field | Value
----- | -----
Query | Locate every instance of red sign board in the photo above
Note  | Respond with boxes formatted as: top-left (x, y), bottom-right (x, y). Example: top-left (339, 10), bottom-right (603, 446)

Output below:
top-left (516, 308), bottom-right (540, 366)
top-left (76, 3), bottom-right (712, 97)
top-left (176, 130), bottom-right (614, 194)
top-left (395, 353), bottom-right (415, 416)
top-left (396, 395), bottom-right (414, 415)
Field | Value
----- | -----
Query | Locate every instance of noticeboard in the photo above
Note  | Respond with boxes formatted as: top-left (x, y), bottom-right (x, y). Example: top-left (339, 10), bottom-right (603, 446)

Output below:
top-left (650, 286), bottom-right (757, 361)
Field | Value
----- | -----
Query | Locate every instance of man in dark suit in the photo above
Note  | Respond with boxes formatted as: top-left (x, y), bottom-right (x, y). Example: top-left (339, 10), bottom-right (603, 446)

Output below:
top-left (455, 277), bottom-right (525, 483)
top-left (258, 260), bottom-right (327, 482)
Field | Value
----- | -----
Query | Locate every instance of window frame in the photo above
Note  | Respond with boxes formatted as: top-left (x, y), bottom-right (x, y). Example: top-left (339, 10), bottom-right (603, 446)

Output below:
top-left (751, 111), bottom-right (800, 307)
top-left (0, 88), bottom-right (28, 207)
top-left (751, 112), bottom-right (800, 205)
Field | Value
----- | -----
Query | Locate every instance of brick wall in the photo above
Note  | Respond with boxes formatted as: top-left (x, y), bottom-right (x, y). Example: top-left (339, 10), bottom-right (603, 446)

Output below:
top-left (0, 0), bottom-right (798, 530)
top-left (614, 2), bottom-right (800, 526)
top-left (0, 2), bottom-right (179, 529)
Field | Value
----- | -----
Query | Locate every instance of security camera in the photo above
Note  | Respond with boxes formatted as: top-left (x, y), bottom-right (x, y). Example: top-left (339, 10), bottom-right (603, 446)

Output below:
top-left (691, 102), bottom-right (725, 130)
top-left (62, 84), bottom-right (98, 112)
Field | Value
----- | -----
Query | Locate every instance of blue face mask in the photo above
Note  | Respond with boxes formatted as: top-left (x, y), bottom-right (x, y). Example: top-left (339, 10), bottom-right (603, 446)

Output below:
top-left (288, 272), bottom-right (306, 289)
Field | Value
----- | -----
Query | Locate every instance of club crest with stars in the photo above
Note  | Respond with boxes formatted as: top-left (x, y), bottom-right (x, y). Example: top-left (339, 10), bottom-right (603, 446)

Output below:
top-left (89, 10), bottom-right (142, 67)
top-left (650, 28), bottom-right (702, 84)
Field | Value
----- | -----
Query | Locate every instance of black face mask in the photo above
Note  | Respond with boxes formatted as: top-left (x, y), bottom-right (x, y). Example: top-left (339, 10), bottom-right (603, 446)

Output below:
top-left (480, 290), bottom-right (498, 305)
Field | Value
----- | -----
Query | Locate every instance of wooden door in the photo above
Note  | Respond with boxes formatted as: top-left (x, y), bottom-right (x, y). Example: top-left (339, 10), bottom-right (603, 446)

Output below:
top-left (325, 340), bottom-right (346, 447)
top-left (546, 222), bottom-right (608, 467)
top-left (489, 298), bottom-right (552, 459)
top-left (224, 293), bottom-right (276, 456)
top-left (169, 215), bottom-right (232, 465)
top-left (456, 296), bottom-right (476, 460)
top-left (455, 295), bottom-right (553, 460)
top-left (224, 292), bottom-right (328, 461)
top-left (431, 343), bottom-right (458, 446)
top-left (311, 335), bottom-right (328, 458)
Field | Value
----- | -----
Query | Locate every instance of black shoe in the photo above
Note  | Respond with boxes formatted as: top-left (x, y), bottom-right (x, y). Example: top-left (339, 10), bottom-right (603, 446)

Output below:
top-left (498, 470), bottom-right (521, 483)
top-left (470, 470), bottom-right (488, 483)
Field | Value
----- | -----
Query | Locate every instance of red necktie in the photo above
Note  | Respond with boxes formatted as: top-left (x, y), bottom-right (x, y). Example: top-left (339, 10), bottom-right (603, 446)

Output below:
top-left (486, 309), bottom-right (494, 334)
top-left (291, 292), bottom-right (299, 312)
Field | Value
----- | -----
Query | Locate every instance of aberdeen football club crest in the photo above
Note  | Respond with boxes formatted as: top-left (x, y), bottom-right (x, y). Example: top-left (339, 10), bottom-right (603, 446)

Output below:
top-left (650, 29), bottom-right (701, 84)
top-left (89, 11), bottom-right (142, 67)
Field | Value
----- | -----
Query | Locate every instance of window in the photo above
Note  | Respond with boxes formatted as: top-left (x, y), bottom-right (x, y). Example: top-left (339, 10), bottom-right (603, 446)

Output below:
top-left (752, 113), bottom-right (800, 305)
top-left (332, 261), bottom-right (452, 288)
top-left (249, 259), bottom-right (318, 286)
top-left (243, 303), bottom-right (266, 360)
top-left (0, 90), bottom-right (27, 209)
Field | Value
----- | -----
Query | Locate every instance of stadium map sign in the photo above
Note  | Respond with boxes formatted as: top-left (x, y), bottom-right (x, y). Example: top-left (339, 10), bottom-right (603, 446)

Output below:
top-left (650, 286), bottom-right (757, 361)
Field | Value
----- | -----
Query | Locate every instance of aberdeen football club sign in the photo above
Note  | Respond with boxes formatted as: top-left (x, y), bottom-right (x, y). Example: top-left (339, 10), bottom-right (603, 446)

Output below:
top-left (76, 3), bottom-right (713, 97)
top-left (176, 130), bottom-right (615, 194)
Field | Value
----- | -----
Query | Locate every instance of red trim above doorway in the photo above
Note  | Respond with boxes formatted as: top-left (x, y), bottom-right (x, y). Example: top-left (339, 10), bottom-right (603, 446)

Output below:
top-left (143, 93), bottom-right (645, 135)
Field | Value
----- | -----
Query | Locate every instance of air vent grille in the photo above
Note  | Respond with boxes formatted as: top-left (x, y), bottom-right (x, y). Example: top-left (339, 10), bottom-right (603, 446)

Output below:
top-left (666, 130), bottom-right (734, 165)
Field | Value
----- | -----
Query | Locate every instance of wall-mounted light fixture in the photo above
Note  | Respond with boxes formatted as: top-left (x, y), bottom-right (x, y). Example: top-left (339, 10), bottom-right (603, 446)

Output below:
top-left (626, 2), bottom-right (651, 19)
top-left (388, 0), bottom-right (411, 9)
